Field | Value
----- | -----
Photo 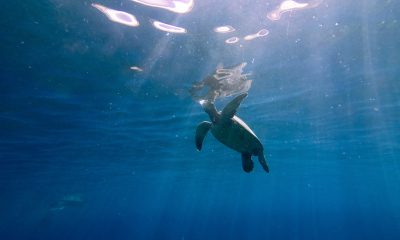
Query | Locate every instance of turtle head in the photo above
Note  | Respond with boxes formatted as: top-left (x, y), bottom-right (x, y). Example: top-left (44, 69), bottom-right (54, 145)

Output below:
top-left (199, 100), bottom-right (220, 124)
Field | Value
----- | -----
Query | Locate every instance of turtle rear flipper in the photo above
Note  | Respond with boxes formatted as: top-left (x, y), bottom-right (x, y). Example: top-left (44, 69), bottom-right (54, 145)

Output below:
top-left (241, 153), bottom-right (254, 173)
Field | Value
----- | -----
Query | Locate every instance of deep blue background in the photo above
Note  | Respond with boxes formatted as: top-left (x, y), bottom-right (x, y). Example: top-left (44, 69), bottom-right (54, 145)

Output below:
top-left (1, 0), bottom-right (400, 239)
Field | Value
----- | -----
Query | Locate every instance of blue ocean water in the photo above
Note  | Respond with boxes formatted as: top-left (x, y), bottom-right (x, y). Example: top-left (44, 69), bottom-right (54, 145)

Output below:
top-left (1, 0), bottom-right (400, 239)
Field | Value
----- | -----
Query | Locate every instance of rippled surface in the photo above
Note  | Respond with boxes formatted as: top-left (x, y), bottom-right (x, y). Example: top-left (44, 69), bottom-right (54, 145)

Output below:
top-left (1, 0), bottom-right (400, 239)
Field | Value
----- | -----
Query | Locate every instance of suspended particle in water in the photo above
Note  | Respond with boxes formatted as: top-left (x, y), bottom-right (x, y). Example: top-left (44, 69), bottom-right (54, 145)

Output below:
top-left (243, 29), bottom-right (269, 41)
top-left (92, 3), bottom-right (140, 27)
top-left (151, 20), bottom-right (187, 33)
top-left (225, 37), bottom-right (239, 44)
top-left (213, 25), bottom-right (235, 33)
top-left (267, 0), bottom-right (310, 21)
top-left (131, 0), bottom-right (194, 14)
top-left (130, 66), bottom-right (143, 72)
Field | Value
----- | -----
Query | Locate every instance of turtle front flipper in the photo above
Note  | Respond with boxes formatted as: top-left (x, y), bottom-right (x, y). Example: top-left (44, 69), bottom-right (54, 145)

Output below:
top-left (241, 153), bottom-right (254, 173)
top-left (257, 151), bottom-right (269, 173)
top-left (221, 93), bottom-right (248, 121)
top-left (195, 121), bottom-right (212, 151)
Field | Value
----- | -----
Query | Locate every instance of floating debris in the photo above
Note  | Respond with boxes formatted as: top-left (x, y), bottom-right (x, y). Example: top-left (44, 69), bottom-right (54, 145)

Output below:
top-left (243, 29), bottom-right (269, 41)
top-left (131, 0), bottom-right (194, 14)
top-left (214, 25), bottom-right (235, 33)
top-left (92, 3), bottom-right (139, 27)
top-left (225, 37), bottom-right (239, 44)
top-left (151, 20), bottom-right (187, 33)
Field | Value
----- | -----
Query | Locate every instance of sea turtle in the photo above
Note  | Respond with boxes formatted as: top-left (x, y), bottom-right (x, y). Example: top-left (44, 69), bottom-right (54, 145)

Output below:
top-left (195, 93), bottom-right (269, 173)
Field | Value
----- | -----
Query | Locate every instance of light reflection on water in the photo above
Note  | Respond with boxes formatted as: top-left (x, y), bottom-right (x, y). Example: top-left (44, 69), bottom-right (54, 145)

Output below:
top-left (225, 37), bottom-right (240, 44)
top-left (267, 0), bottom-right (321, 21)
top-left (131, 0), bottom-right (194, 14)
top-left (91, 3), bottom-right (139, 27)
top-left (214, 25), bottom-right (236, 33)
top-left (151, 20), bottom-right (187, 33)
top-left (243, 29), bottom-right (270, 41)
top-left (90, 1), bottom-right (323, 46)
